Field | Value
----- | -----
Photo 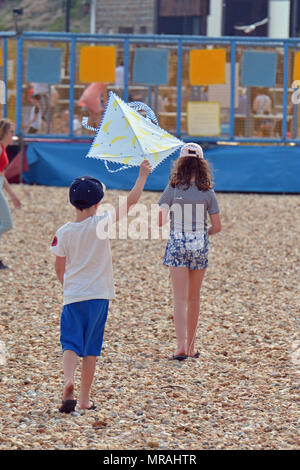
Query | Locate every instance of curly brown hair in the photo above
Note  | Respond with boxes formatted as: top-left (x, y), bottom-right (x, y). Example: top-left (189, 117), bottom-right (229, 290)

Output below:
top-left (169, 156), bottom-right (214, 191)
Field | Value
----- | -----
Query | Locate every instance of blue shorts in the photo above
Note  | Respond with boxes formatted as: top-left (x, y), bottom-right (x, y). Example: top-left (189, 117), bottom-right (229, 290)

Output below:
top-left (163, 231), bottom-right (209, 270)
top-left (60, 299), bottom-right (109, 357)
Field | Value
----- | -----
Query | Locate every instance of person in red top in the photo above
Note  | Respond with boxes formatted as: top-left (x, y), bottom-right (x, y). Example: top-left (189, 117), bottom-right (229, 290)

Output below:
top-left (0, 119), bottom-right (22, 269)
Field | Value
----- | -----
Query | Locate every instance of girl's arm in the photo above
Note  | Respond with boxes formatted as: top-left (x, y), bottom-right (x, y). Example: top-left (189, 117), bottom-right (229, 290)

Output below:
top-left (208, 213), bottom-right (221, 235)
top-left (113, 159), bottom-right (152, 223)
top-left (2, 176), bottom-right (22, 208)
top-left (55, 256), bottom-right (66, 285)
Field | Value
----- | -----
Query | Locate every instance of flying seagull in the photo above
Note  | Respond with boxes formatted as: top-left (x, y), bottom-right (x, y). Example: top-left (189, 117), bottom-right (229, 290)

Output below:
top-left (234, 18), bottom-right (268, 34)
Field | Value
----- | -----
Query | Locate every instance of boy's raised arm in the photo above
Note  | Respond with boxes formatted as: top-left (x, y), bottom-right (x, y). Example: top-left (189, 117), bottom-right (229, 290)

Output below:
top-left (113, 159), bottom-right (152, 223)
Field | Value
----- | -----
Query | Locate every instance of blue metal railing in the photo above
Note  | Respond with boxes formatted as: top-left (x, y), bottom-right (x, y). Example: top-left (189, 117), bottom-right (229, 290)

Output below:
top-left (176, 39), bottom-right (183, 137)
top-left (1, 31), bottom-right (300, 144)
top-left (2, 37), bottom-right (8, 117)
top-left (16, 36), bottom-right (23, 140)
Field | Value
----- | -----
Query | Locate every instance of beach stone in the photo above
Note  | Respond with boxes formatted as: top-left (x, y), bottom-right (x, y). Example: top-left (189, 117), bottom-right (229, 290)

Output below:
top-left (0, 185), bottom-right (298, 450)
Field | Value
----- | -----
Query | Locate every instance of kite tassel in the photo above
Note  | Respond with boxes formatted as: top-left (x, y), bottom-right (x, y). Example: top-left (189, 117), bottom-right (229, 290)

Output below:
top-left (104, 160), bottom-right (133, 173)
top-left (81, 117), bottom-right (98, 132)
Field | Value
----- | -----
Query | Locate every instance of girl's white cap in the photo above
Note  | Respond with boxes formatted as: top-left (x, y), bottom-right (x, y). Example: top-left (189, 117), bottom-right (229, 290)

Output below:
top-left (179, 142), bottom-right (204, 159)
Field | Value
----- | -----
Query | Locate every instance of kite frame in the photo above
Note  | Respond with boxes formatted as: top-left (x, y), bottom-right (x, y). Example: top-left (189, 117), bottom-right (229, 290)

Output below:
top-left (82, 91), bottom-right (183, 173)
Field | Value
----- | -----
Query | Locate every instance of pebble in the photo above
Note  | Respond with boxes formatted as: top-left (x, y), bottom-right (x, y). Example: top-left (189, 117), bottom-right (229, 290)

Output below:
top-left (0, 186), bottom-right (299, 450)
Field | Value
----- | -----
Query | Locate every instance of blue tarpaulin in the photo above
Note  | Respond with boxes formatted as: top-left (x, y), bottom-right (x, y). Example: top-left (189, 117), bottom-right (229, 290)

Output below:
top-left (24, 142), bottom-right (300, 193)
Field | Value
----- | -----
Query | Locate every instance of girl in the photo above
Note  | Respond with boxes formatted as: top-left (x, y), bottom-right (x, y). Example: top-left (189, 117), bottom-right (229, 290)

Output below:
top-left (158, 143), bottom-right (221, 360)
top-left (0, 119), bottom-right (22, 269)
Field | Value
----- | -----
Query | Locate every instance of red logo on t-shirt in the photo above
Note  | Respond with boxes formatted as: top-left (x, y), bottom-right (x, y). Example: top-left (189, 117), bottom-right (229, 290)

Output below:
top-left (51, 236), bottom-right (58, 246)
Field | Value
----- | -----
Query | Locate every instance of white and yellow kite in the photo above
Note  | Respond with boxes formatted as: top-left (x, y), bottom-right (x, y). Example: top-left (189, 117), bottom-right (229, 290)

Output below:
top-left (84, 91), bottom-right (183, 172)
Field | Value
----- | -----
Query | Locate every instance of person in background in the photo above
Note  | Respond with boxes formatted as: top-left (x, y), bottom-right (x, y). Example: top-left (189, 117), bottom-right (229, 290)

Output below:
top-left (253, 88), bottom-right (272, 115)
top-left (24, 94), bottom-right (42, 134)
top-left (61, 110), bottom-right (82, 135)
top-left (0, 119), bottom-right (22, 270)
top-left (235, 88), bottom-right (247, 136)
top-left (115, 61), bottom-right (124, 96)
top-left (31, 82), bottom-right (49, 122)
top-left (78, 82), bottom-right (108, 129)
top-left (252, 88), bottom-right (273, 137)
top-left (49, 86), bottom-right (59, 133)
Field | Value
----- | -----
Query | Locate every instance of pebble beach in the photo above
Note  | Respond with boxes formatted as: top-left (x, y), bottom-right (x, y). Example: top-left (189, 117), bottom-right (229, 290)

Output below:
top-left (0, 184), bottom-right (299, 450)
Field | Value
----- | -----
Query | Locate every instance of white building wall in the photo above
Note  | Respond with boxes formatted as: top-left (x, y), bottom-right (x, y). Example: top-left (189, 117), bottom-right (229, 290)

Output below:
top-left (268, 0), bottom-right (291, 38)
top-left (206, 0), bottom-right (223, 37)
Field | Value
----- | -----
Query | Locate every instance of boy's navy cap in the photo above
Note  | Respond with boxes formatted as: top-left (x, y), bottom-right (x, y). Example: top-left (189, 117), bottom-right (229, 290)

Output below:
top-left (69, 175), bottom-right (104, 209)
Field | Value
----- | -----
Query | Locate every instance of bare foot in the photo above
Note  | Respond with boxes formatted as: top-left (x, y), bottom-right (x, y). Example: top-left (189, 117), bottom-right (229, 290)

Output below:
top-left (168, 350), bottom-right (188, 360)
top-left (174, 349), bottom-right (187, 357)
top-left (188, 350), bottom-right (200, 358)
top-left (63, 379), bottom-right (74, 401)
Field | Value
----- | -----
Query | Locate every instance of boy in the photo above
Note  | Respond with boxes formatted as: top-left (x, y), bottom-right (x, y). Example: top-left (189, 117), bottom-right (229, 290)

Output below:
top-left (50, 159), bottom-right (152, 413)
top-left (24, 94), bottom-right (42, 134)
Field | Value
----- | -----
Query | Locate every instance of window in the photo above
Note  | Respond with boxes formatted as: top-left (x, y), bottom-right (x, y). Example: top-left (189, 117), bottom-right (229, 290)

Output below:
top-left (223, 0), bottom-right (268, 36)
top-left (157, 0), bottom-right (209, 35)
top-left (118, 27), bottom-right (134, 34)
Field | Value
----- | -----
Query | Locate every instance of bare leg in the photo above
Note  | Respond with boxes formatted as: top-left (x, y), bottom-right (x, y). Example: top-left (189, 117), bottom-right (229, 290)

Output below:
top-left (187, 268), bottom-right (206, 356)
top-left (170, 266), bottom-right (189, 356)
top-left (62, 350), bottom-right (77, 400)
top-left (79, 355), bottom-right (97, 409)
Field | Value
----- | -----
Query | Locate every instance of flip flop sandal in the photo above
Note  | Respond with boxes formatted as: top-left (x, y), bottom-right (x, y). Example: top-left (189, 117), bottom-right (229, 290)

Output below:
top-left (190, 351), bottom-right (200, 358)
top-left (88, 401), bottom-right (96, 410)
top-left (59, 399), bottom-right (77, 413)
top-left (168, 354), bottom-right (188, 361)
top-left (86, 400), bottom-right (97, 410)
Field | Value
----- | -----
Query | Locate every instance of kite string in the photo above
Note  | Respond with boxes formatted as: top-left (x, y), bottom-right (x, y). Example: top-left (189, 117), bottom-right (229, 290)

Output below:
top-left (104, 160), bottom-right (134, 173)
top-left (81, 117), bottom-right (98, 132)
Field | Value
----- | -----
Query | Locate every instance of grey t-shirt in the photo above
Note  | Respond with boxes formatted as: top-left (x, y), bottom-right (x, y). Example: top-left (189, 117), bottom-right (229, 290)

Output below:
top-left (158, 183), bottom-right (219, 232)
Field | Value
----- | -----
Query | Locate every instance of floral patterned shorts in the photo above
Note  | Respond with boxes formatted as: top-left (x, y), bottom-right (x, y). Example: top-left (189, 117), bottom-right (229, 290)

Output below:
top-left (163, 231), bottom-right (209, 270)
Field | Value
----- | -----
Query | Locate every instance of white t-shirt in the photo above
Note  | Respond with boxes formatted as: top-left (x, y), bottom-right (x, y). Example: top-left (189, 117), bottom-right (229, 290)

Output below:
top-left (50, 212), bottom-right (115, 305)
